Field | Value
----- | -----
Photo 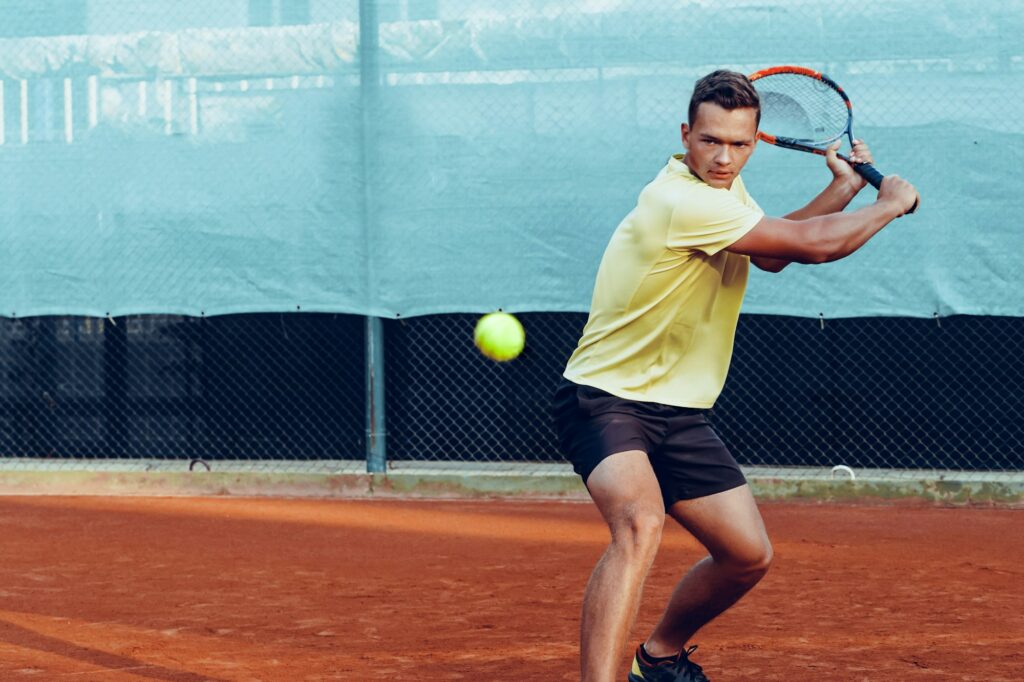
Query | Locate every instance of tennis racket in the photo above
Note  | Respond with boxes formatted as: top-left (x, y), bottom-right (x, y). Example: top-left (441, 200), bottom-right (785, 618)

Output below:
top-left (748, 65), bottom-right (915, 213)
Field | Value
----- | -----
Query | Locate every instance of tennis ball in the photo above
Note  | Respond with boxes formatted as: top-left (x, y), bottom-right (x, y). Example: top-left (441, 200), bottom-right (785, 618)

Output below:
top-left (474, 312), bottom-right (525, 362)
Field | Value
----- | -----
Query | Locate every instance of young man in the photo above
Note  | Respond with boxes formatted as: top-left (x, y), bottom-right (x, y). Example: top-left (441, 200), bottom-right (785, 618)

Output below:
top-left (552, 70), bottom-right (919, 682)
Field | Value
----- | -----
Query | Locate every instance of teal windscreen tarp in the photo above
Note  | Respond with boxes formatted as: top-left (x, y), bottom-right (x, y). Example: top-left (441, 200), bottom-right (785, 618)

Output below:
top-left (0, 0), bottom-right (1021, 319)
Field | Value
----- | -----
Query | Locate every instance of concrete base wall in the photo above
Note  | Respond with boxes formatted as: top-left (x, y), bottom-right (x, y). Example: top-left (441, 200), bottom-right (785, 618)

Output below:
top-left (0, 464), bottom-right (1020, 506)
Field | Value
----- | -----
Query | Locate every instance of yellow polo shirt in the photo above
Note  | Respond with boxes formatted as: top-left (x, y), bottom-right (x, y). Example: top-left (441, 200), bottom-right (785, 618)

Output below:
top-left (563, 154), bottom-right (763, 408)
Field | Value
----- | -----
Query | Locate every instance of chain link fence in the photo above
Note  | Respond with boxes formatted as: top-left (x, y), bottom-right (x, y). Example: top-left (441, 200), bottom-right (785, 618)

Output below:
top-left (387, 313), bottom-right (1023, 474)
top-left (0, 314), bottom-right (364, 469)
top-left (1, 313), bottom-right (1020, 475)
top-left (0, 2), bottom-right (1021, 478)
top-left (1, 1), bottom-right (1019, 320)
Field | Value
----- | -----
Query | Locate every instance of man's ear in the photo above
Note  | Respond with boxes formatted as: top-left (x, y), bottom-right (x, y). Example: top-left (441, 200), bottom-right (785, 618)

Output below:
top-left (680, 122), bottom-right (690, 150)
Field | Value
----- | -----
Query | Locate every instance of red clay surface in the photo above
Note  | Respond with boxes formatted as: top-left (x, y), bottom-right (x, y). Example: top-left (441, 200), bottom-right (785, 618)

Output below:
top-left (0, 496), bottom-right (1020, 681)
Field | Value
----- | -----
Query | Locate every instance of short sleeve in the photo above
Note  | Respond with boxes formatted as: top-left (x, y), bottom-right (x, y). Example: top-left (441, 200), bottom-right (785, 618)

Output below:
top-left (668, 185), bottom-right (764, 256)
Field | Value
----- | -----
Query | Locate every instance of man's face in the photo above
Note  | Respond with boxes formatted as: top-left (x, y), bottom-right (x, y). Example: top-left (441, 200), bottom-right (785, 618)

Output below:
top-left (680, 102), bottom-right (759, 189)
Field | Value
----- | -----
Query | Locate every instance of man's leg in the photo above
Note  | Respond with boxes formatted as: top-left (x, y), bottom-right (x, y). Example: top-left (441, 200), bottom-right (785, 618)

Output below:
top-left (580, 450), bottom-right (666, 682)
top-left (643, 484), bottom-right (772, 657)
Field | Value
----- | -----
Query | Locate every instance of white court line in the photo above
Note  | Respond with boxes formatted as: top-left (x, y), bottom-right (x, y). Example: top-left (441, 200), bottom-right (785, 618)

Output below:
top-left (63, 78), bottom-right (73, 144)
top-left (87, 76), bottom-right (97, 128)
top-left (19, 79), bottom-right (28, 144)
top-left (188, 78), bottom-right (198, 135)
top-left (162, 80), bottom-right (173, 135)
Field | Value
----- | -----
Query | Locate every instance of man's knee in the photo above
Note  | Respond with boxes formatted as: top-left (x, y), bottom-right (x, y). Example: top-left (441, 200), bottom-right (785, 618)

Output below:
top-left (723, 539), bottom-right (773, 586)
top-left (608, 505), bottom-right (665, 559)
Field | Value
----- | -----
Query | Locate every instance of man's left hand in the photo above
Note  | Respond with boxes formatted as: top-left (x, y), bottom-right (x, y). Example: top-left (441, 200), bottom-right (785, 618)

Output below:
top-left (825, 139), bottom-right (874, 192)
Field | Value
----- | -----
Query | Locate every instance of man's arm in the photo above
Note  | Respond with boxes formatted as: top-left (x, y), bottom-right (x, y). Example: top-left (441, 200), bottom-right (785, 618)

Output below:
top-left (750, 140), bottom-right (874, 273)
top-left (728, 175), bottom-right (919, 264)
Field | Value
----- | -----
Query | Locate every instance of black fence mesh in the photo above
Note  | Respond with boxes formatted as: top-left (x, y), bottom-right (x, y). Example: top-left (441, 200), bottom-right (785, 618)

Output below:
top-left (0, 314), bottom-right (364, 465)
top-left (1, 313), bottom-right (1020, 474)
top-left (720, 315), bottom-right (1021, 472)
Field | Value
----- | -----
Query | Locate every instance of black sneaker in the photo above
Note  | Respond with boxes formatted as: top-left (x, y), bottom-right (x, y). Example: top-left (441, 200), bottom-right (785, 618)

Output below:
top-left (627, 644), bottom-right (709, 682)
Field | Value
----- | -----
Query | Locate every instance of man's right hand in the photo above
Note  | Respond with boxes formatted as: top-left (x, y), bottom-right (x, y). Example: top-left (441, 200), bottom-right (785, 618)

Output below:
top-left (877, 175), bottom-right (920, 217)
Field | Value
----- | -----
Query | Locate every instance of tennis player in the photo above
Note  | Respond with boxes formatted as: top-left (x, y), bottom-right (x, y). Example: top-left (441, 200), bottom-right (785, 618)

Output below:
top-left (552, 70), bottom-right (918, 682)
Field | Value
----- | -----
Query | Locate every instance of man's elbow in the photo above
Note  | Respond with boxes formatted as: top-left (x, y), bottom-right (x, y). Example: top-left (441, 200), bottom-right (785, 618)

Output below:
top-left (796, 251), bottom-right (831, 265)
top-left (751, 257), bottom-right (783, 273)
top-left (806, 243), bottom-right (849, 264)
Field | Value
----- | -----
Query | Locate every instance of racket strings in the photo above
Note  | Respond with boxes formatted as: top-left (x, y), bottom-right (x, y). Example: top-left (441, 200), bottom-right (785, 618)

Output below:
top-left (754, 73), bottom-right (849, 146)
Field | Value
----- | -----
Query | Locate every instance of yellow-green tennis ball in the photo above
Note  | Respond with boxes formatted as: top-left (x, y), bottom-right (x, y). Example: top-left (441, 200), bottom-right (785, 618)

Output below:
top-left (474, 312), bottom-right (525, 362)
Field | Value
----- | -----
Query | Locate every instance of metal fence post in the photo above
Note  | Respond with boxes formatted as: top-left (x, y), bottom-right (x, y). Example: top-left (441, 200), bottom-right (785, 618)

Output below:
top-left (360, 0), bottom-right (385, 473)
top-left (365, 316), bottom-right (386, 472)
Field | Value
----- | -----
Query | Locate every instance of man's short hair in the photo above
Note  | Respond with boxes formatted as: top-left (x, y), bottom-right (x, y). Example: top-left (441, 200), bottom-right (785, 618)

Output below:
top-left (688, 70), bottom-right (761, 126)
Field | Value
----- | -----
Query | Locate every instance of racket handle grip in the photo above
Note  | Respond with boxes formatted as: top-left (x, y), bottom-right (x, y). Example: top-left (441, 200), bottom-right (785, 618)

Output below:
top-left (854, 162), bottom-right (917, 215)
top-left (853, 162), bottom-right (884, 190)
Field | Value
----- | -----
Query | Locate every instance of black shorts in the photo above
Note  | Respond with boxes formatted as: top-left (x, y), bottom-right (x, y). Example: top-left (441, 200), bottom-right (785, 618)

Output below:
top-left (551, 378), bottom-right (747, 509)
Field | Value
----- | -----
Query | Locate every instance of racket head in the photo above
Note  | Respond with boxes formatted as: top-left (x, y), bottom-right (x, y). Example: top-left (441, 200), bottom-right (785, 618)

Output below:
top-left (749, 66), bottom-right (853, 153)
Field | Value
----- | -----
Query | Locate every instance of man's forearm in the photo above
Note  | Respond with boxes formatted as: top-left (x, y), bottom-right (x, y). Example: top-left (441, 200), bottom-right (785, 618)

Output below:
top-left (810, 199), bottom-right (903, 263)
top-left (754, 179), bottom-right (861, 272)
top-left (784, 178), bottom-right (860, 221)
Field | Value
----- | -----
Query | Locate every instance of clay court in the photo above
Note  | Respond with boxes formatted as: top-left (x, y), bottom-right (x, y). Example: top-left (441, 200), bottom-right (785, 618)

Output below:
top-left (0, 495), bottom-right (1020, 680)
